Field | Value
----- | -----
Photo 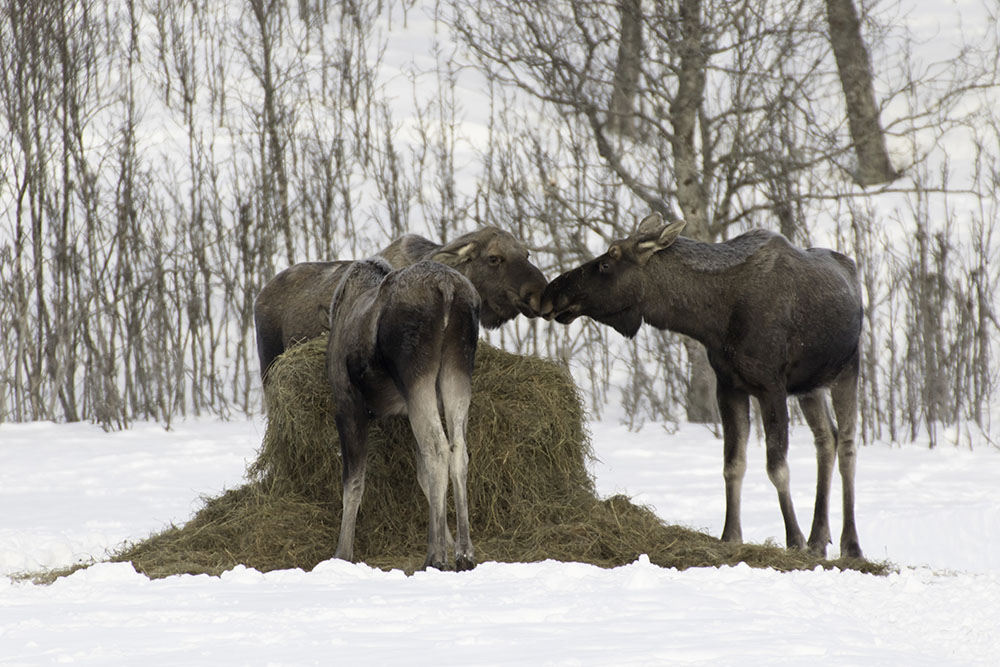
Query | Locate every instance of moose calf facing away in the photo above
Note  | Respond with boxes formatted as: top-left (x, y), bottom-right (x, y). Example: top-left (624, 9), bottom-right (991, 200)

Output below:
top-left (541, 212), bottom-right (864, 559)
top-left (327, 257), bottom-right (480, 571)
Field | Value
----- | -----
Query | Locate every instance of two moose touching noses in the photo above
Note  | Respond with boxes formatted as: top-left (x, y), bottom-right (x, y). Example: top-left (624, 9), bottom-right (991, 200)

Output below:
top-left (254, 212), bottom-right (864, 572)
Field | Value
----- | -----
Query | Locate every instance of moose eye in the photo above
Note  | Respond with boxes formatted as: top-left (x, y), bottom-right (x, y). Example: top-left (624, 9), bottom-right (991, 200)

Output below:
top-left (487, 255), bottom-right (503, 266)
top-left (598, 260), bottom-right (611, 273)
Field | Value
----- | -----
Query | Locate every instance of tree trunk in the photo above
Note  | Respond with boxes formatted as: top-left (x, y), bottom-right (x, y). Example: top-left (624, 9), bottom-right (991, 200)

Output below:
top-left (669, 0), bottom-right (709, 236)
top-left (825, 0), bottom-right (898, 186)
top-left (670, 0), bottom-right (715, 423)
top-left (684, 337), bottom-right (718, 424)
top-left (608, 0), bottom-right (643, 138)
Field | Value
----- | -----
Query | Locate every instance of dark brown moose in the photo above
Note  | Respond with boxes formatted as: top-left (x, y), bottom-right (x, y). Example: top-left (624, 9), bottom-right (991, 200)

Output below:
top-left (540, 212), bottom-right (863, 559)
top-left (254, 227), bottom-right (546, 380)
top-left (326, 257), bottom-right (479, 571)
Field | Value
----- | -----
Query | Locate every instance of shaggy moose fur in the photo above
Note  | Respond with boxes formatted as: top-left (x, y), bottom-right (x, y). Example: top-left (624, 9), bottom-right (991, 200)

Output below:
top-left (254, 227), bottom-right (546, 380)
top-left (326, 257), bottom-right (480, 571)
top-left (541, 212), bottom-right (864, 559)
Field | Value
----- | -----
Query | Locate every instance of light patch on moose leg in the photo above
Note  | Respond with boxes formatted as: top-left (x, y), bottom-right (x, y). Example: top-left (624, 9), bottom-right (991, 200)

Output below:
top-left (406, 377), bottom-right (451, 571)
top-left (440, 365), bottom-right (475, 571)
top-left (799, 389), bottom-right (836, 557)
top-left (412, 439), bottom-right (455, 550)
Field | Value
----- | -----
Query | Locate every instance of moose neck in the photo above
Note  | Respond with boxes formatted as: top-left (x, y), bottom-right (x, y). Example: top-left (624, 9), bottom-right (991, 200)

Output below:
top-left (638, 237), bottom-right (734, 348)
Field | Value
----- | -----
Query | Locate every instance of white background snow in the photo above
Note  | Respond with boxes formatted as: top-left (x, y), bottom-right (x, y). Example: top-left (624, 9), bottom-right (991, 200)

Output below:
top-left (2, 415), bottom-right (999, 665)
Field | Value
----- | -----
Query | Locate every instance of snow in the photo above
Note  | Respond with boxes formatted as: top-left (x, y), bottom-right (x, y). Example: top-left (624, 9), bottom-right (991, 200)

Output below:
top-left (2, 1), bottom-right (999, 662)
top-left (2, 417), bottom-right (999, 665)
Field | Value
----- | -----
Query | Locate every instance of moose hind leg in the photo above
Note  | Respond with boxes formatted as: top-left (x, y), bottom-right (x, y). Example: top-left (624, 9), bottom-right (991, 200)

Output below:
top-left (413, 440), bottom-right (455, 551)
top-left (760, 393), bottom-right (806, 551)
top-left (717, 384), bottom-right (750, 544)
top-left (440, 362), bottom-right (475, 571)
top-left (406, 376), bottom-right (451, 571)
top-left (831, 362), bottom-right (863, 559)
top-left (798, 389), bottom-right (836, 557)
top-left (334, 408), bottom-right (369, 563)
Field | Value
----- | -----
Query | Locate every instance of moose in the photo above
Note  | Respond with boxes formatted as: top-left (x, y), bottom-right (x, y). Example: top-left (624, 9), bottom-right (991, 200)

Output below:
top-left (254, 226), bottom-right (546, 380)
top-left (540, 212), bottom-right (864, 559)
top-left (326, 257), bottom-right (480, 571)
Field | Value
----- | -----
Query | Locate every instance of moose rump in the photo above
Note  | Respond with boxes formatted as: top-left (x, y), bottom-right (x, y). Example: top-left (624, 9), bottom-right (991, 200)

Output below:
top-left (326, 258), bottom-right (480, 571)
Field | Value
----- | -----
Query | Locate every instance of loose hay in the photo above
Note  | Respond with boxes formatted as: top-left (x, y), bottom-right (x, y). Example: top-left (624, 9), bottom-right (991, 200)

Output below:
top-left (114, 337), bottom-right (888, 577)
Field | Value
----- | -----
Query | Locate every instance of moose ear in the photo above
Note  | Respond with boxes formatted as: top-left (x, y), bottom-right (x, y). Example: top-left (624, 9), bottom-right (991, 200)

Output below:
top-left (634, 218), bottom-right (686, 266)
top-left (432, 239), bottom-right (479, 267)
top-left (636, 212), bottom-right (663, 235)
top-left (656, 218), bottom-right (686, 247)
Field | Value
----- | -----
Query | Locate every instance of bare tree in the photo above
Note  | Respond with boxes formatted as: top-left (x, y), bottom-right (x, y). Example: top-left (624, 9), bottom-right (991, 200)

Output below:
top-left (825, 0), bottom-right (899, 186)
top-left (0, 0), bottom-right (997, 444)
top-left (446, 0), bottom-right (1000, 433)
top-left (447, 0), bottom-right (863, 421)
top-left (608, 0), bottom-right (643, 138)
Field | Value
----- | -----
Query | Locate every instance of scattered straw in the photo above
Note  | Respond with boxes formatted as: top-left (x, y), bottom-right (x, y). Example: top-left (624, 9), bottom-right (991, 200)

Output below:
top-left (109, 337), bottom-right (888, 578)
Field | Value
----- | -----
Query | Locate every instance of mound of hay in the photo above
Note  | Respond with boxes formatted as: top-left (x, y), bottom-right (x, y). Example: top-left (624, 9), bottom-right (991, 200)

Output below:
top-left (115, 337), bottom-right (887, 577)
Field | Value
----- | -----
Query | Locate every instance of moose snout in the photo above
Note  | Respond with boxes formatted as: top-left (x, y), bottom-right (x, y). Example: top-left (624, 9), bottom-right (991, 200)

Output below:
top-left (538, 296), bottom-right (554, 319)
top-left (518, 281), bottom-right (544, 317)
top-left (538, 284), bottom-right (562, 320)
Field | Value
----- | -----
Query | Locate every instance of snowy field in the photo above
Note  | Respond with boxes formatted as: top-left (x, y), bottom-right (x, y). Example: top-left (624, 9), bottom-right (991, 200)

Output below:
top-left (2, 416), bottom-right (999, 665)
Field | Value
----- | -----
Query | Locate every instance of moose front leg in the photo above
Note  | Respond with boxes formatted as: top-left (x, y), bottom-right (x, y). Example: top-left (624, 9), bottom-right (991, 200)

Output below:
top-left (717, 384), bottom-right (750, 544)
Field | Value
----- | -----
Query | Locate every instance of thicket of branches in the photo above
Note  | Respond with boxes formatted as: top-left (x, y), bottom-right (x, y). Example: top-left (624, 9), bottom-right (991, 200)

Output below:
top-left (1, 0), bottom-right (998, 445)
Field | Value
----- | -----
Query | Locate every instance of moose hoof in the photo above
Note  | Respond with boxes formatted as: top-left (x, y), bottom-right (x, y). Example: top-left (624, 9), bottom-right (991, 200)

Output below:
top-left (785, 532), bottom-right (807, 552)
top-left (840, 543), bottom-right (864, 560)
top-left (720, 523), bottom-right (742, 545)
top-left (806, 541), bottom-right (829, 559)
top-left (423, 556), bottom-right (449, 572)
top-left (455, 555), bottom-right (476, 572)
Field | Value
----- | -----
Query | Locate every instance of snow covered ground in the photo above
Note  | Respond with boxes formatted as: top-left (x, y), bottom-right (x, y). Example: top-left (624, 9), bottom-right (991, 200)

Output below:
top-left (2, 416), bottom-right (999, 665)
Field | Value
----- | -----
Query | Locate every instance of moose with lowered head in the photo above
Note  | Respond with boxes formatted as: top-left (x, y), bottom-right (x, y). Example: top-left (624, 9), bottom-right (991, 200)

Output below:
top-left (326, 256), bottom-right (480, 571)
top-left (254, 226), bottom-right (546, 381)
top-left (541, 212), bottom-right (864, 560)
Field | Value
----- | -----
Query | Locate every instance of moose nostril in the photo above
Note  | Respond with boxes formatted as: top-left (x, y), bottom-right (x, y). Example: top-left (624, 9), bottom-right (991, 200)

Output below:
top-left (519, 284), bottom-right (544, 316)
top-left (527, 292), bottom-right (541, 315)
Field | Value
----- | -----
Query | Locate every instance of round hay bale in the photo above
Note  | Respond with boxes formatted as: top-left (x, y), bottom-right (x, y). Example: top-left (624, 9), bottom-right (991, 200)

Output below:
top-left (113, 337), bottom-right (888, 577)
top-left (248, 335), bottom-right (597, 568)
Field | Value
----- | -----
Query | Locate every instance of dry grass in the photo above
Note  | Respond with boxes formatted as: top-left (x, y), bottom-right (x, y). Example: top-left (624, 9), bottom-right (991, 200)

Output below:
top-left (109, 337), bottom-right (888, 578)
